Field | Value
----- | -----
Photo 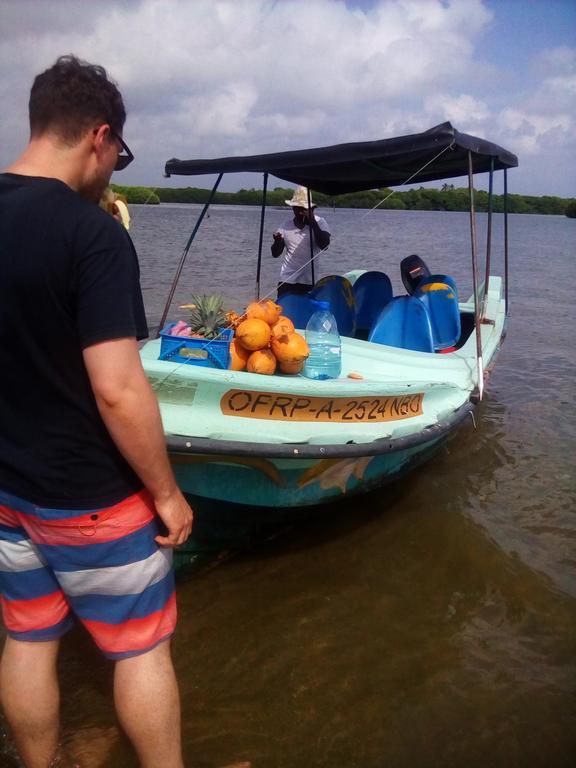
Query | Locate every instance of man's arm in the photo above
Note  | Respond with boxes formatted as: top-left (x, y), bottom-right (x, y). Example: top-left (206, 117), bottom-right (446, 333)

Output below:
top-left (83, 337), bottom-right (193, 547)
top-left (271, 232), bottom-right (285, 258)
top-left (303, 209), bottom-right (330, 250)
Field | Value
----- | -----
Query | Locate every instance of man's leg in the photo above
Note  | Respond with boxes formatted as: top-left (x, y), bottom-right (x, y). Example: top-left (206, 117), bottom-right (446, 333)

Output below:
top-left (114, 638), bottom-right (183, 768)
top-left (277, 281), bottom-right (313, 299)
top-left (0, 636), bottom-right (60, 768)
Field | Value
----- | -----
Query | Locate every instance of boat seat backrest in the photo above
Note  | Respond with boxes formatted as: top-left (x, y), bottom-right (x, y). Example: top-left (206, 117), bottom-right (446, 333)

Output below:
top-left (368, 296), bottom-right (434, 352)
top-left (277, 292), bottom-right (318, 331)
top-left (310, 275), bottom-right (356, 337)
top-left (417, 273), bottom-right (458, 294)
top-left (352, 271), bottom-right (393, 332)
top-left (413, 279), bottom-right (461, 350)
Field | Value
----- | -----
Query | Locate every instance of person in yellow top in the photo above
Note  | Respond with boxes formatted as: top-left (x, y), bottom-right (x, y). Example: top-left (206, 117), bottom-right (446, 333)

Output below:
top-left (100, 186), bottom-right (131, 229)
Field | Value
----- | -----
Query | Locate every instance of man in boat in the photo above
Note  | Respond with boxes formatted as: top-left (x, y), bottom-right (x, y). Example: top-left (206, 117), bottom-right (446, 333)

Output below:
top-left (271, 186), bottom-right (331, 298)
top-left (0, 55), bottom-right (192, 768)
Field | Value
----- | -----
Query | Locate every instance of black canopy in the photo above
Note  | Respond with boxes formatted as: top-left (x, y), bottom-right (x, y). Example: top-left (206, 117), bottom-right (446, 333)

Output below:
top-left (165, 122), bottom-right (518, 196)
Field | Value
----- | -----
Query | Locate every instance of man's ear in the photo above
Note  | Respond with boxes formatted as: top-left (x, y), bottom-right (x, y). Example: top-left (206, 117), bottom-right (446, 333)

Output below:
top-left (92, 124), bottom-right (112, 155)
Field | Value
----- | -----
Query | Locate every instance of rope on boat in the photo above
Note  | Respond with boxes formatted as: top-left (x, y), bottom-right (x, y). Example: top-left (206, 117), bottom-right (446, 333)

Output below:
top-left (360, 141), bottom-right (456, 220)
top-left (126, 186), bottom-right (160, 225)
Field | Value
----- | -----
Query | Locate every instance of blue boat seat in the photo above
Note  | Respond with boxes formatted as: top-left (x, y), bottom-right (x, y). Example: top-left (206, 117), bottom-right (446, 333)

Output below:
top-left (277, 292), bottom-right (318, 330)
top-left (310, 275), bottom-right (356, 337)
top-left (418, 273), bottom-right (458, 294)
top-left (368, 296), bottom-right (434, 352)
top-left (414, 279), bottom-right (461, 350)
top-left (352, 271), bottom-right (393, 333)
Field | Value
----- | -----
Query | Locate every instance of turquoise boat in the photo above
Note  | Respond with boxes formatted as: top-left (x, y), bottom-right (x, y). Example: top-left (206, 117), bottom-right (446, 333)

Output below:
top-left (140, 122), bottom-right (517, 512)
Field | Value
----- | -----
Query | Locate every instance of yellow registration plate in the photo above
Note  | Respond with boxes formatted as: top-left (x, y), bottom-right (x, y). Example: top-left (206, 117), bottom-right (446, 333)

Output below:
top-left (220, 389), bottom-right (424, 423)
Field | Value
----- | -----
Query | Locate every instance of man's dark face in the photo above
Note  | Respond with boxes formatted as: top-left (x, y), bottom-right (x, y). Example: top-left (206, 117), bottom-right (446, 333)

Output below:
top-left (292, 206), bottom-right (306, 223)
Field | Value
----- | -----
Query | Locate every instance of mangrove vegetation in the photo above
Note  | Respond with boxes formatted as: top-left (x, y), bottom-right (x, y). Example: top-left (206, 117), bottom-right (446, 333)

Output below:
top-left (112, 184), bottom-right (575, 216)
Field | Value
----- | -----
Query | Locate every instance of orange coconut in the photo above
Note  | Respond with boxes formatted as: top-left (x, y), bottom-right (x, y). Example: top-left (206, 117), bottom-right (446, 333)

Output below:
top-left (245, 299), bottom-right (282, 326)
top-left (235, 318), bottom-right (271, 351)
top-left (247, 348), bottom-right (277, 375)
top-left (279, 359), bottom-right (304, 375)
top-left (229, 338), bottom-right (251, 371)
top-left (270, 315), bottom-right (295, 339)
top-left (271, 330), bottom-right (309, 363)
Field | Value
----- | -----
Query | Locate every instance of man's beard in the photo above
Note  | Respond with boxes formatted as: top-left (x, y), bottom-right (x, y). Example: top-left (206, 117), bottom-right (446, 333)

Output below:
top-left (80, 173), bottom-right (111, 203)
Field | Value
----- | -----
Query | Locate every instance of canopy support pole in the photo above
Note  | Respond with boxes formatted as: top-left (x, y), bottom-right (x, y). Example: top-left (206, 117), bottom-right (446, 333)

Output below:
top-left (157, 173), bottom-right (223, 336)
top-left (504, 168), bottom-right (509, 317)
top-left (482, 157), bottom-right (494, 319)
top-left (307, 187), bottom-right (315, 286)
top-left (255, 172), bottom-right (268, 300)
top-left (468, 151), bottom-right (484, 401)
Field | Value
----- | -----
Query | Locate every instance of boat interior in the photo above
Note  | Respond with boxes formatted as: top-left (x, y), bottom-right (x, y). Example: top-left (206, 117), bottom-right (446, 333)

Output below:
top-left (277, 254), bottom-right (475, 355)
top-left (157, 123), bottom-right (516, 375)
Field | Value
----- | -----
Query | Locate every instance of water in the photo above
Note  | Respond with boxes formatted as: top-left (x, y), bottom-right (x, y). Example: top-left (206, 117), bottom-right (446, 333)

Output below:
top-left (303, 342), bottom-right (342, 380)
top-left (303, 306), bottom-right (342, 380)
top-left (1, 206), bottom-right (575, 767)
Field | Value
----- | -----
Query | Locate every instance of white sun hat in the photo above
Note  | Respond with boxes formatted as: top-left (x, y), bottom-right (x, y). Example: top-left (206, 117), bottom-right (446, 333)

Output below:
top-left (285, 186), bottom-right (316, 208)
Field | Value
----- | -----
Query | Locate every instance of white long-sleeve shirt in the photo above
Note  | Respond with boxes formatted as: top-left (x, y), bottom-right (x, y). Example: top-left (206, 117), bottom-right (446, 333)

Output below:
top-left (275, 214), bottom-right (330, 284)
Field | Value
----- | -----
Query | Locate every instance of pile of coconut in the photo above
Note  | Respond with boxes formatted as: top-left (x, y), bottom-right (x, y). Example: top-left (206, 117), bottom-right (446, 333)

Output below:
top-left (229, 300), bottom-right (309, 375)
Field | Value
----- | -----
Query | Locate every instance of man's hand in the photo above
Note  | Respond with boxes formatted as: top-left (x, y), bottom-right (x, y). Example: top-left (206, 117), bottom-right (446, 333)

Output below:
top-left (271, 232), bottom-right (285, 257)
top-left (154, 489), bottom-right (194, 547)
top-left (302, 206), bottom-right (315, 224)
top-left (84, 338), bottom-right (194, 548)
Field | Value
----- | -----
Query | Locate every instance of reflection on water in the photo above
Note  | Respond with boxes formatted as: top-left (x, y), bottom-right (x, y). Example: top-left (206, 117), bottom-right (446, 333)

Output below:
top-left (1, 209), bottom-right (575, 767)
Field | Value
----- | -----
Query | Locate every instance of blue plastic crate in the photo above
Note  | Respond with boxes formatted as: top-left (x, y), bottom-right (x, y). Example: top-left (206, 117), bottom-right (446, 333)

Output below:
top-left (159, 324), bottom-right (233, 369)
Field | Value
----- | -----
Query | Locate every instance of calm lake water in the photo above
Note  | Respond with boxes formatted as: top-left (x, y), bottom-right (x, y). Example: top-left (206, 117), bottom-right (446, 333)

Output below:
top-left (1, 205), bottom-right (575, 767)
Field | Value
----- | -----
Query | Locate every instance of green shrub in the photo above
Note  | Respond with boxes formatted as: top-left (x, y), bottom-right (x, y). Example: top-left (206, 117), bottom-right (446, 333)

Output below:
top-left (111, 185), bottom-right (160, 205)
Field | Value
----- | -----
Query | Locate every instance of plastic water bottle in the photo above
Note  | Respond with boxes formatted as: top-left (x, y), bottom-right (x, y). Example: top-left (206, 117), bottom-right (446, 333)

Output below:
top-left (303, 300), bottom-right (342, 380)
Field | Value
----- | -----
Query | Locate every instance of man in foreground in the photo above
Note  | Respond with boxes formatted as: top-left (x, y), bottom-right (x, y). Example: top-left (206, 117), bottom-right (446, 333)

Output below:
top-left (0, 55), bottom-right (193, 768)
top-left (271, 186), bottom-right (331, 298)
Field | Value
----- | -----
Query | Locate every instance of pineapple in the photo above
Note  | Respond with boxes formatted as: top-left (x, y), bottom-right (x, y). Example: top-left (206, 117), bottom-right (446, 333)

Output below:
top-left (187, 294), bottom-right (227, 339)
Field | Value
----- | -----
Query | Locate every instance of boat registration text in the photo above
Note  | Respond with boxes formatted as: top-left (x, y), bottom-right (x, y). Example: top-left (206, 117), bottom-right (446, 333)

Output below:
top-left (220, 389), bottom-right (424, 422)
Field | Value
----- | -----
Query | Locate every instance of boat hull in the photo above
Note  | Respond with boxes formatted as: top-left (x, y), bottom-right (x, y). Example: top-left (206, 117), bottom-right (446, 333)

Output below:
top-left (171, 437), bottom-right (449, 570)
top-left (142, 278), bottom-right (505, 514)
top-left (168, 428), bottom-right (454, 508)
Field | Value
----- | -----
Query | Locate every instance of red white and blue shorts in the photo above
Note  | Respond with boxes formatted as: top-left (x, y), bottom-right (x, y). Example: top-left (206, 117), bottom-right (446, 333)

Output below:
top-left (0, 488), bottom-right (176, 660)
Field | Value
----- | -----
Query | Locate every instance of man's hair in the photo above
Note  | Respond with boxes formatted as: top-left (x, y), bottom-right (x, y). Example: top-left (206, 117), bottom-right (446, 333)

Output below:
top-left (29, 54), bottom-right (126, 144)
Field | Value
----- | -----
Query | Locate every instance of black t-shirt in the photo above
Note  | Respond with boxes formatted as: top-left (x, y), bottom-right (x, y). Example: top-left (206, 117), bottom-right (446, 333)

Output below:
top-left (0, 174), bottom-right (148, 509)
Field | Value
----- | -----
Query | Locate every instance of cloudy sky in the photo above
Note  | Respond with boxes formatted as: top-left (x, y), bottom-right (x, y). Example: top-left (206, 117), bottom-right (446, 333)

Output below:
top-left (1, 0), bottom-right (574, 196)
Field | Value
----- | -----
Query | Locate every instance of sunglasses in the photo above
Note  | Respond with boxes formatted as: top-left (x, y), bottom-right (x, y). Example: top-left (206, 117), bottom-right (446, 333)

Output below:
top-left (110, 129), bottom-right (134, 171)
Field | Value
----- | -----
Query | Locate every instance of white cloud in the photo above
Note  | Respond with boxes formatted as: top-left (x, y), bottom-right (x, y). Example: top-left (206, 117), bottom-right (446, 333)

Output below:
top-left (492, 46), bottom-right (575, 159)
top-left (0, 0), bottom-right (574, 195)
top-left (424, 93), bottom-right (490, 125)
top-left (534, 45), bottom-right (576, 76)
top-left (0, 0), bottom-right (492, 151)
top-left (497, 107), bottom-right (572, 155)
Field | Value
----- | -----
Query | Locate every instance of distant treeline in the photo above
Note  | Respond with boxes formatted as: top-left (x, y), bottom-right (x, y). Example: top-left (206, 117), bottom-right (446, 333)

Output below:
top-left (111, 184), bottom-right (161, 205)
top-left (112, 183), bottom-right (576, 217)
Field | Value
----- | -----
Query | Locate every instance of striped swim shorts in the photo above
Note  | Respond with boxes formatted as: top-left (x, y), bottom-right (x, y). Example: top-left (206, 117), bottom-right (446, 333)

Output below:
top-left (0, 487), bottom-right (176, 660)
